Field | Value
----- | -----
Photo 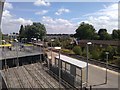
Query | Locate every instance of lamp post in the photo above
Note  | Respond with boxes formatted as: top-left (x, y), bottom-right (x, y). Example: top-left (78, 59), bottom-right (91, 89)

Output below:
top-left (86, 42), bottom-right (92, 86)
top-left (105, 52), bottom-right (109, 84)
top-left (54, 47), bottom-right (61, 88)
top-left (2, 40), bottom-right (7, 70)
top-left (50, 39), bottom-right (54, 64)
top-left (39, 43), bottom-right (43, 62)
top-left (14, 39), bottom-right (19, 67)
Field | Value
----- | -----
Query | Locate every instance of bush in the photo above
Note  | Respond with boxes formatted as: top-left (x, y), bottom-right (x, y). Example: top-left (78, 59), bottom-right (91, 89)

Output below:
top-left (61, 49), bottom-right (74, 54)
top-left (82, 48), bottom-right (92, 58)
top-left (73, 46), bottom-right (82, 55)
top-left (91, 50), bottom-right (100, 60)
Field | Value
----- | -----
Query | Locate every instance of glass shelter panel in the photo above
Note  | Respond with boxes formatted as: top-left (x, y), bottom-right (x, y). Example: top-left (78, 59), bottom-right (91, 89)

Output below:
top-left (66, 63), bottom-right (70, 73)
top-left (62, 61), bottom-right (65, 71)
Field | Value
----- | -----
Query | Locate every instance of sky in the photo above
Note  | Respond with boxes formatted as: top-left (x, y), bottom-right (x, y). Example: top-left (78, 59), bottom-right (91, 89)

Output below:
top-left (1, 0), bottom-right (118, 34)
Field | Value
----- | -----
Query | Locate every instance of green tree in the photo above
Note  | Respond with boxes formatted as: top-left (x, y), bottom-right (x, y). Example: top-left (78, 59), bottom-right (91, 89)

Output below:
top-left (82, 47), bottom-right (91, 58)
top-left (117, 46), bottom-right (120, 55)
top-left (74, 22), bottom-right (96, 40)
top-left (118, 30), bottom-right (120, 40)
top-left (91, 48), bottom-right (100, 60)
top-left (98, 29), bottom-right (112, 40)
top-left (100, 51), bottom-right (106, 62)
top-left (33, 22), bottom-right (46, 40)
top-left (19, 25), bottom-right (25, 41)
top-left (73, 46), bottom-right (82, 55)
top-left (112, 29), bottom-right (120, 40)
top-left (19, 22), bottom-right (46, 42)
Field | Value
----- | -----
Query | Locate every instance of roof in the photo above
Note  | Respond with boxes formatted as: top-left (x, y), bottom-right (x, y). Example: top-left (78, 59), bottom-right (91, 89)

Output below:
top-left (55, 54), bottom-right (86, 69)
top-left (78, 40), bottom-right (120, 46)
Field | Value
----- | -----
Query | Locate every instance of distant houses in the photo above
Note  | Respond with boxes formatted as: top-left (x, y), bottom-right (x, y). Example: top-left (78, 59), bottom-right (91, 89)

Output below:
top-left (78, 40), bottom-right (120, 46)
top-left (46, 34), bottom-right (73, 39)
top-left (2, 33), bottom-right (19, 42)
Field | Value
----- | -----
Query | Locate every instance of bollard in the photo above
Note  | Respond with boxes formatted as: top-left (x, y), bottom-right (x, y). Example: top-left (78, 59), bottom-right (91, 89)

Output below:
top-left (90, 85), bottom-right (92, 90)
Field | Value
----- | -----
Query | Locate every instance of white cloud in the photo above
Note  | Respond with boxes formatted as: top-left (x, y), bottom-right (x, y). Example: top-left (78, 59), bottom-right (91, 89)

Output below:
top-left (3, 10), bottom-right (12, 18)
top-left (35, 10), bottom-right (48, 15)
top-left (41, 16), bottom-right (77, 34)
top-left (4, 2), bottom-right (13, 9)
top-left (2, 10), bottom-right (33, 34)
top-left (34, 0), bottom-right (50, 6)
top-left (82, 3), bottom-right (118, 34)
top-left (55, 8), bottom-right (70, 15)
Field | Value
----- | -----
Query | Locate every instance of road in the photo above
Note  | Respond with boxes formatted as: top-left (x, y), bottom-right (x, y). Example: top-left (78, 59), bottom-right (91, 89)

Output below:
top-left (47, 51), bottom-right (119, 89)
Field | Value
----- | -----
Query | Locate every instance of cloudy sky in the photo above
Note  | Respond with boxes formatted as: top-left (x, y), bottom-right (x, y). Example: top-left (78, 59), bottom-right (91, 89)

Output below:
top-left (1, 0), bottom-right (118, 34)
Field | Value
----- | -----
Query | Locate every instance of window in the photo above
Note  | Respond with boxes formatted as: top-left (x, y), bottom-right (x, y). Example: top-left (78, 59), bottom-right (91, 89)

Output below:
top-left (66, 63), bottom-right (70, 73)
top-left (56, 59), bottom-right (58, 67)
top-left (55, 58), bottom-right (58, 67)
top-left (75, 67), bottom-right (81, 86)
top-left (62, 61), bottom-right (65, 71)
top-left (76, 67), bottom-right (81, 76)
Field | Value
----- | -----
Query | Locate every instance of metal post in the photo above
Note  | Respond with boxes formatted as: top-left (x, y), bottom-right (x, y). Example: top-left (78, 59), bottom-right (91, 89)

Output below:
top-left (16, 42), bottom-right (19, 67)
top-left (40, 45), bottom-right (41, 61)
top-left (86, 42), bottom-right (92, 87)
top-left (81, 69), bottom-right (83, 90)
top-left (54, 47), bottom-right (61, 89)
top-left (50, 39), bottom-right (54, 65)
top-left (2, 41), bottom-right (7, 70)
top-left (51, 41), bottom-right (52, 64)
top-left (3, 47), bottom-right (7, 70)
top-left (105, 52), bottom-right (109, 84)
top-left (90, 85), bottom-right (92, 90)
top-left (58, 49), bottom-right (61, 89)
top-left (86, 44), bottom-right (88, 86)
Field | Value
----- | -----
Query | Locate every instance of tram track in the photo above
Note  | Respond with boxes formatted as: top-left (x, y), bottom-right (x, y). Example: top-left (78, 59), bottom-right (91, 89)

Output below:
top-left (23, 65), bottom-right (44, 88)
top-left (32, 63), bottom-right (55, 88)
top-left (36, 63), bottom-right (61, 88)
top-left (6, 69), bottom-right (12, 89)
top-left (19, 66), bottom-right (33, 88)
top-left (12, 68), bottom-right (25, 88)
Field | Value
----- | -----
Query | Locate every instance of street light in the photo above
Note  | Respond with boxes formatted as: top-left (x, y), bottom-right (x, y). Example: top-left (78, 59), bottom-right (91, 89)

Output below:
top-left (39, 43), bottom-right (43, 62)
top-left (14, 39), bottom-right (19, 67)
top-left (54, 47), bottom-right (61, 88)
top-left (2, 40), bottom-right (7, 70)
top-left (86, 42), bottom-right (92, 86)
top-left (105, 52), bottom-right (109, 84)
top-left (50, 39), bottom-right (54, 64)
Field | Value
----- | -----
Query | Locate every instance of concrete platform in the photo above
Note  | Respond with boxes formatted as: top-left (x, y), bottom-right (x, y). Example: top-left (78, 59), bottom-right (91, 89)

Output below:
top-left (0, 46), bottom-right (43, 60)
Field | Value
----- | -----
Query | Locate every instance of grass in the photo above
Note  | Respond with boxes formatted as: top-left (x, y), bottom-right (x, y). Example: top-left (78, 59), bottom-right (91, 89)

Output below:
top-left (61, 49), bottom-right (74, 54)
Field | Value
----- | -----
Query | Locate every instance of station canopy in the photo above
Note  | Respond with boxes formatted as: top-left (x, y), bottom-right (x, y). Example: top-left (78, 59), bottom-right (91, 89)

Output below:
top-left (55, 54), bottom-right (87, 69)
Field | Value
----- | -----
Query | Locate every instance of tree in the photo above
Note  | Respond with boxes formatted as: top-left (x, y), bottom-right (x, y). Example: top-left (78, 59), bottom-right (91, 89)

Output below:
top-left (33, 22), bottom-right (46, 40)
top-left (19, 25), bottom-right (25, 41)
top-left (74, 22), bottom-right (96, 40)
top-left (19, 22), bottom-right (46, 42)
top-left (112, 29), bottom-right (120, 40)
top-left (105, 45), bottom-right (115, 59)
top-left (91, 46), bottom-right (101, 60)
top-left (98, 29), bottom-right (112, 40)
top-left (118, 30), bottom-right (120, 40)
top-left (91, 49), bottom-right (100, 60)
top-left (73, 46), bottom-right (82, 55)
